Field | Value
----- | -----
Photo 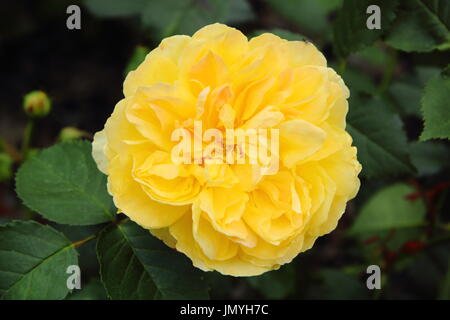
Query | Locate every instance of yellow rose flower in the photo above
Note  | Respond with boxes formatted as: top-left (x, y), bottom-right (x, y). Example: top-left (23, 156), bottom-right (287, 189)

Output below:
top-left (92, 23), bottom-right (361, 276)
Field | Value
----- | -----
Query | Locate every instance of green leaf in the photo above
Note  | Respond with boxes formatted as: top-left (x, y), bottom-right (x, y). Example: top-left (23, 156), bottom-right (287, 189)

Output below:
top-left (247, 264), bottom-right (295, 299)
top-left (350, 45), bottom-right (389, 68)
top-left (387, 66), bottom-right (440, 117)
top-left (227, 0), bottom-right (255, 25)
top-left (386, 0), bottom-right (450, 52)
top-left (349, 183), bottom-right (426, 235)
top-left (15, 140), bottom-right (115, 225)
top-left (0, 220), bottom-right (78, 300)
top-left (55, 224), bottom-right (103, 276)
top-left (141, 0), bottom-right (253, 38)
top-left (333, 0), bottom-right (398, 57)
top-left (342, 67), bottom-right (377, 94)
top-left (251, 29), bottom-right (309, 42)
top-left (420, 66), bottom-right (450, 141)
top-left (83, 0), bottom-right (148, 18)
top-left (264, 0), bottom-right (342, 36)
top-left (347, 96), bottom-right (414, 178)
top-left (383, 228), bottom-right (423, 252)
top-left (410, 141), bottom-right (449, 175)
top-left (85, 0), bottom-right (254, 38)
top-left (67, 279), bottom-right (108, 300)
top-left (416, 66), bottom-right (440, 84)
top-left (389, 81), bottom-right (422, 116)
top-left (356, 227), bottom-right (423, 267)
top-left (97, 219), bottom-right (209, 300)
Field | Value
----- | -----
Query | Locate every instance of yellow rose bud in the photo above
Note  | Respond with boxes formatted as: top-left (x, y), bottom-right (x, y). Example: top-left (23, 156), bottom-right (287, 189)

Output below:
top-left (92, 24), bottom-right (361, 276)
top-left (23, 90), bottom-right (51, 118)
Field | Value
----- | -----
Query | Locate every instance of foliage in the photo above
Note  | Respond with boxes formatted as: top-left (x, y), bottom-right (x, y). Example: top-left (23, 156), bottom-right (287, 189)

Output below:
top-left (97, 219), bottom-right (209, 299)
top-left (420, 65), bottom-right (450, 140)
top-left (333, 0), bottom-right (399, 58)
top-left (15, 140), bottom-right (116, 225)
top-left (0, 221), bottom-right (78, 299)
top-left (346, 96), bottom-right (415, 178)
top-left (84, 0), bottom-right (254, 37)
top-left (348, 183), bottom-right (426, 235)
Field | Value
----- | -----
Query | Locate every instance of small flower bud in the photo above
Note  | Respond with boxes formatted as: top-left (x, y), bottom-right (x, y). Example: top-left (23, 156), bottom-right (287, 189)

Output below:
top-left (23, 90), bottom-right (51, 118)
top-left (58, 127), bottom-right (88, 141)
